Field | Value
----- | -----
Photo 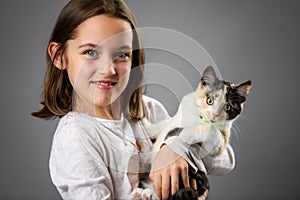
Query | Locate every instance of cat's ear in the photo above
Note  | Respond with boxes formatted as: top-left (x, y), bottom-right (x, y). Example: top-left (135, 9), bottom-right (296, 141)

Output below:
top-left (201, 66), bottom-right (218, 86)
top-left (236, 80), bottom-right (252, 97)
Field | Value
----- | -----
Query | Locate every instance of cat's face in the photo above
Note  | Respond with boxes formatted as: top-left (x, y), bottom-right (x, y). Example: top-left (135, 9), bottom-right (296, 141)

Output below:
top-left (195, 66), bottom-right (251, 123)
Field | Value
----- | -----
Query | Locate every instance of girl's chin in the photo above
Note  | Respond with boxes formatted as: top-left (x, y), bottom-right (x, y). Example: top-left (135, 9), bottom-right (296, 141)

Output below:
top-left (93, 96), bottom-right (121, 106)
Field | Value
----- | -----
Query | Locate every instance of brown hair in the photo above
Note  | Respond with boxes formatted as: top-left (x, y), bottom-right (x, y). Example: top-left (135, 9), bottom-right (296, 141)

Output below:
top-left (32, 0), bottom-right (145, 120)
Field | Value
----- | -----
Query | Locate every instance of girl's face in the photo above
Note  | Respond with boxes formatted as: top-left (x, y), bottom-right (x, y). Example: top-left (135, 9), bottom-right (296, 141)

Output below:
top-left (64, 15), bottom-right (133, 117)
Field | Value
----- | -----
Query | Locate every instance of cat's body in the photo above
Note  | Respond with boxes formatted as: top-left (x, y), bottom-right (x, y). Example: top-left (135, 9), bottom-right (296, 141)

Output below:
top-left (132, 66), bottom-right (251, 200)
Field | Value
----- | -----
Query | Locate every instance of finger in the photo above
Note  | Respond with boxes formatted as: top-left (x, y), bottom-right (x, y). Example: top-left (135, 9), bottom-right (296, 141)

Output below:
top-left (180, 163), bottom-right (189, 188)
top-left (152, 173), bottom-right (162, 199)
top-left (203, 189), bottom-right (208, 197)
top-left (161, 173), bottom-right (170, 200)
top-left (190, 178), bottom-right (197, 190)
top-left (149, 171), bottom-right (154, 181)
top-left (171, 168), bottom-right (179, 195)
top-left (199, 189), bottom-right (208, 200)
top-left (199, 195), bottom-right (206, 200)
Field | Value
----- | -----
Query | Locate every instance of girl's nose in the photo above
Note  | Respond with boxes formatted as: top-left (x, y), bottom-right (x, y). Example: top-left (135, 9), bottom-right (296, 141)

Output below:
top-left (98, 57), bottom-right (116, 75)
top-left (101, 63), bottom-right (116, 75)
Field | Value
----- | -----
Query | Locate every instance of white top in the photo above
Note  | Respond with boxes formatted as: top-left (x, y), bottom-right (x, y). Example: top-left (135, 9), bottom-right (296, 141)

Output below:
top-left (49, 96), bottom-right (235, 200)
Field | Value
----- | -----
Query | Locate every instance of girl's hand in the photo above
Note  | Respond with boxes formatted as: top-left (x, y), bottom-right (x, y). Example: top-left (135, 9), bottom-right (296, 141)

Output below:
top-left (149, 145), bottom-right (189, 200)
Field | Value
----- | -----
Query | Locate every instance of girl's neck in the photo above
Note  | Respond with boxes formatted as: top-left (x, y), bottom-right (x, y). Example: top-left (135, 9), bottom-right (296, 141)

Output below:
top-left (73, 98), bottom-right (122, 120)
top-left (95, 106), bottom-right (122, 120)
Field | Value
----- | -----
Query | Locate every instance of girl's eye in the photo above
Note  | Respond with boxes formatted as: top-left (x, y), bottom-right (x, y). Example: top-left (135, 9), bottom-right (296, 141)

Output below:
top-left (114, 51), bottom-right (130, 61)
top-left (224, 104), bottom-right (231, 111)
top-left (206, 97), bottom-right (214, 105)
top-left (83, 49), bottom-right (99, 58)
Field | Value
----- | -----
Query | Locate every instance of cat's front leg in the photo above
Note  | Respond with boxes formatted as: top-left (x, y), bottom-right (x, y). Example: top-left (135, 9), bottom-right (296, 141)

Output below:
top-left (179, 125), bottom-right (214, 145)
top-left (200, 127), bottom-right (224, 157)
top-left (212, 130), bottom-right (230, 157)
top-left (179, 125), bottom-right (224, 157)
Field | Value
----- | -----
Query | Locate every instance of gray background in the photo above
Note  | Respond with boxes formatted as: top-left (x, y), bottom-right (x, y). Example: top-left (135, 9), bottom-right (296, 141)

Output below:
top-left (0, 0), bottom-right (299, 199)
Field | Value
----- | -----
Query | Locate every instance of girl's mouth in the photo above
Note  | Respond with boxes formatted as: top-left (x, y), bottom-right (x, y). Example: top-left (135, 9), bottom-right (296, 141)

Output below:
top-left (91, 80), bottom-right (117, 90)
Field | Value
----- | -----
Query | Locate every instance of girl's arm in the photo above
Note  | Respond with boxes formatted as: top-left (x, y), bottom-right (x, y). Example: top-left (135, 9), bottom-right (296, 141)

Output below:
top-left (49, 125), bottom-right (113, 200)
top-left (164, 135), bottom-right (235, 175)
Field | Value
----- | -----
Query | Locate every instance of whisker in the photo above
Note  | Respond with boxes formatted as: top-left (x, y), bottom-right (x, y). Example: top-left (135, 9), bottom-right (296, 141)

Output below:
top-left (231, 116), bottom-right (247, 142)
top-left (231, 124), bottom-right (239, 141)
top-left (238, 113), bottom-right (251, 124)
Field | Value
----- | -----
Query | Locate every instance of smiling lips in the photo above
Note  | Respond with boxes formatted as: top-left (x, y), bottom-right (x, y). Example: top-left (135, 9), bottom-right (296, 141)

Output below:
top-left (90, 80), bottom-right (117, 90)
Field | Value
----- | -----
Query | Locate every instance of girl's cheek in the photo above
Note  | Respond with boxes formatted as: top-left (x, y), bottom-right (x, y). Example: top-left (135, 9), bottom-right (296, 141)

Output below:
top-left (117, 62), bottom-right (131, 76)
top-left (80, 61), bottom-right (99, 75)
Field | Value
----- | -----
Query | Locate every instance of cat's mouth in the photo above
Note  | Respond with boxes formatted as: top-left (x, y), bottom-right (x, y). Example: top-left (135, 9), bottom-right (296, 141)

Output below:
top-left (199, 115), bottom-right (218, 123)
top-left (199, 115), bottom-right (211, 123)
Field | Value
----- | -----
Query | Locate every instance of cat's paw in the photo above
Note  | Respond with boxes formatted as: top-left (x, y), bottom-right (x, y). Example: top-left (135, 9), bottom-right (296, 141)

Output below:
top-left (132, 188), bottom-right (144, 200)
top-left (142, 189), bottom-right (159, 200)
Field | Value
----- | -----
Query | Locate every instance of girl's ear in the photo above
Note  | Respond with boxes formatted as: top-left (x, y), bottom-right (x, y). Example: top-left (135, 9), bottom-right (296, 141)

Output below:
top-left (48, 42), bottom-right (66, 70)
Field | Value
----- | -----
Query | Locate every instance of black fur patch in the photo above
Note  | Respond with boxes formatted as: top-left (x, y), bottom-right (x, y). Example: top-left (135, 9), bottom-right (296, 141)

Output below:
top-left (169, 168), bottom-right (209, 200)
top-left (224, 82), bottom-right (245, 120)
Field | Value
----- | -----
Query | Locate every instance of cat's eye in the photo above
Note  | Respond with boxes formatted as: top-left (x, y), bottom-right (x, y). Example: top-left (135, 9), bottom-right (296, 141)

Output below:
top-left (206, 97), bottom-right (214, 105)
top-left (224, 104), bottom-right (231, 111)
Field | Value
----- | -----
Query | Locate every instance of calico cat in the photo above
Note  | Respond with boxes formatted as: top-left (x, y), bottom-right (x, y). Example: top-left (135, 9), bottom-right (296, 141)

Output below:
top-left (132, 66), bottom-right (251, 199)
top-left (178, 66), bottom-right (252, 157)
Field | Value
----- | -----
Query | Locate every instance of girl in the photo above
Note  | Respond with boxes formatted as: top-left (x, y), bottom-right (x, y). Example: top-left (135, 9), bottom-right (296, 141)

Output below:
top-left (32, 0), bottom-right (235, 199)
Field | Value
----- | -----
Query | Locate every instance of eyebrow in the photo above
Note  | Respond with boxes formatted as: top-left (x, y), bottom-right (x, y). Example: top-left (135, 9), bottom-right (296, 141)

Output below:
top-left (78, 43), bottom-right (132, 51)
top-left (78, 43), bottom-right (99, 49)
top-left (116, 45), bottom-right (132, 51)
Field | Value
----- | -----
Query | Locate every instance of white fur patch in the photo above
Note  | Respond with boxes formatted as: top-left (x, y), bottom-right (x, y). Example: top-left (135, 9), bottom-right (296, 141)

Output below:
top-left (132, 188), bottom-right (159, 200)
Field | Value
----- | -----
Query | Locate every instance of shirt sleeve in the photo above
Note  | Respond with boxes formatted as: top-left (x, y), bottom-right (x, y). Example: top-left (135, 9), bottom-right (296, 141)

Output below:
top-left (49, 124), bottom-right (113, 200)
top-left (201, 144), bottom-right (235, 175)
top-left (164, 136), bottom-right (235, 175)
top-left (142, 95), bottom-right (170, 124)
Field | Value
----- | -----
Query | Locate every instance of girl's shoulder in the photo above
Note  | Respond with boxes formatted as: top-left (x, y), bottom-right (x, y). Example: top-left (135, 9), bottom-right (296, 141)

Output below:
top-left (54, 111), bottom-right (101, 141)
top-left (58, 111), bottom-right (98, 129)
top-left (142, 95), bottom-right (166, 110)
top-left (142, 95), bottom-right (170, 123)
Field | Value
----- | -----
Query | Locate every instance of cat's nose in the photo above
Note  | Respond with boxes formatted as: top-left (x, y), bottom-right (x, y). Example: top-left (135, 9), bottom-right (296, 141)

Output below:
top-left (213, 113), bottom-right (219, 118)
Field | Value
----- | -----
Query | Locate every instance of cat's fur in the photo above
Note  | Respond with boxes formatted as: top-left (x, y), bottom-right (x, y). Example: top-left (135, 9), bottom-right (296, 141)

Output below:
top-left (169, 167), bottom-right (209, 200)
top-left (133, 66), bottom-right (251, 199)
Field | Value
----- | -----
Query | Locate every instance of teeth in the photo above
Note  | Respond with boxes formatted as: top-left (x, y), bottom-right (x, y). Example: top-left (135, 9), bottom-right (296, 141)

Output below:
top-left (99, 82), bottom-right (111, 86)
top-left (92, 81), bottom-right (116, 86)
